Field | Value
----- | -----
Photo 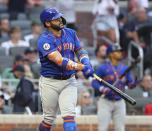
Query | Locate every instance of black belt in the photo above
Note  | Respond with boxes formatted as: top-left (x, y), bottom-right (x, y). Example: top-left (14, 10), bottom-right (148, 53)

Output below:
top-left (46, 74), bottom-right (74, 80)
top-left (106, 98), bottom-right (121, 101)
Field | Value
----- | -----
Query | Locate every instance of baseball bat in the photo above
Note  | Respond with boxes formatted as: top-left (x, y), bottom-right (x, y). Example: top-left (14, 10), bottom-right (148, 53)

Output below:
top-left (113, 57), bottom-right (141, 86)
top-left (93, 74), bottom-right (136, 105)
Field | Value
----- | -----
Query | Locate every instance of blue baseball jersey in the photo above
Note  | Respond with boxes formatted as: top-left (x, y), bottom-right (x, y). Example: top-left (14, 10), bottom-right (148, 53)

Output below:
top-left (37, 28), bottom-right (83, 77)
top-left (92, 61), bottom-right (134, 100)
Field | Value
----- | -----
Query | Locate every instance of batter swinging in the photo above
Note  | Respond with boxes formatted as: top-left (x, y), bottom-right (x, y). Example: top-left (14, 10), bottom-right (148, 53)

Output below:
top-left (37, 8), bottom-right (94, 131)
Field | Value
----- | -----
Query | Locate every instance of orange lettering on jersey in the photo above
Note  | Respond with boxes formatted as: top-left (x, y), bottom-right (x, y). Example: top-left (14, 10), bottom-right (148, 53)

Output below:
top-left (63, 43), bottom-right (66, 50)
top-left (70, 43), bottom-right (73, 50)
top-left (57, 45), bottom-right (62, 52)
top-left (67, 43), bottom-right (69, 49)
top-left (65, 43), bottom-right (68, 50)
top-left (63, 43), bottom-right (74, 51)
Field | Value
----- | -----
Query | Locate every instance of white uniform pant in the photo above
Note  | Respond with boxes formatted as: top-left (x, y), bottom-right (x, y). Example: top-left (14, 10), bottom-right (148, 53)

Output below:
top-left (98, 98), bottom-right (126, 131)
top-left (39, 76), bottom-right (78, 125)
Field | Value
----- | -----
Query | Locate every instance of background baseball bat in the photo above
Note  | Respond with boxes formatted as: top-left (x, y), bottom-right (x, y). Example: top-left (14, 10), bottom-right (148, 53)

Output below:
top-left (113, 57), bottom-right (141, 86)
top-left (93, 74), bottom-right (136, 105)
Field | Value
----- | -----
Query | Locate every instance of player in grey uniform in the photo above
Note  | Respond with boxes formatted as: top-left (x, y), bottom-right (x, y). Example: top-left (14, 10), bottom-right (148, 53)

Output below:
top-left (37, 8), bottom-right (94, 131)
top-left (92, 44), bottom-right (140, 131)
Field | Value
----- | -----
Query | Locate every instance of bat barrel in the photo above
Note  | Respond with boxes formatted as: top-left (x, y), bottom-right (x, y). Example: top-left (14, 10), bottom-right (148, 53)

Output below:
top-left (101, 78), bottom-right (136, 105)
top-left (93, 74), bottom-right (136, 105)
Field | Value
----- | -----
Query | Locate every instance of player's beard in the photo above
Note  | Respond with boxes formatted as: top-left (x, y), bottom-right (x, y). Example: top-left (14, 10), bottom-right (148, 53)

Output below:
top-left (51, 23), bottom-right (64, 31)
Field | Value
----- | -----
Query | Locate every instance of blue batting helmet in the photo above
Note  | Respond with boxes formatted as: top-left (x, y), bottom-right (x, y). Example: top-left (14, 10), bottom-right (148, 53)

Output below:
top-left (106, 44), bottom-right (123, 55)
top-left (40, 8), bottom-right (65, 24)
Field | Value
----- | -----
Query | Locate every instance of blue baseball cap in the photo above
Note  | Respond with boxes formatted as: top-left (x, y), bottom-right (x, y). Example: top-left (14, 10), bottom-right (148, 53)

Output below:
top-left (40, 8), bottom-right (63, 24)
top-left (106, 44), bottom-right (123, 55)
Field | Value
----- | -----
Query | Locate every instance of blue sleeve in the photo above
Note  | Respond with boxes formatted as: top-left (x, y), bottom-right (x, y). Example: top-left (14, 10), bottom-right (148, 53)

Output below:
top-left (37, 38), bottom-right (57, 57)
top-left (126, 71), bottom-right (137, 89)
top-left (92, 79), bottom-right (101, 90)
top-left (73, 32), bottom-right (91, 65)
top-left (73, 31), bottom-right (83, 51)
top-left (91, 66), bottom-right (104, 90)
top-left (126, 71), bottom-right (133, 83)
top-left (126, 71), bottom-right (135, 88)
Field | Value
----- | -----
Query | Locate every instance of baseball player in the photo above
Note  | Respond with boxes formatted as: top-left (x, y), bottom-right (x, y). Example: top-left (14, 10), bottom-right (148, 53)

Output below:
top-left (92, 44), bottom-right (140, 131)
top-left (37, 8), bottom-right (94, 131)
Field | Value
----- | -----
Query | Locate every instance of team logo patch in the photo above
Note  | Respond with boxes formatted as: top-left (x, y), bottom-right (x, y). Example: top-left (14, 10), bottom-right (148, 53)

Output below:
top-left (43, 43), bottom-right (50, 50)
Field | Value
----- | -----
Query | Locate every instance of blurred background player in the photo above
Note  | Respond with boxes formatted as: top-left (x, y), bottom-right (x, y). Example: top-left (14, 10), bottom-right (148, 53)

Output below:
top-left (11, 64), bottom-right (35, 113)
top-left (92, 44), bottom-right (140, 131)
top-left (92, 0), bottom-right (120, 46)
top-left (37, 8), bottom-right (93, 131)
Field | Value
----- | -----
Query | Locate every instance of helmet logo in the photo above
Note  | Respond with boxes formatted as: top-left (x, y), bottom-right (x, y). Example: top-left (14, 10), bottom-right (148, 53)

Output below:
top-left (49, 11), bottom-right (53, 14)
top-left (43, 43), bottom-right (50, 50)
top-left (49, 9), bottom-right (59, 14)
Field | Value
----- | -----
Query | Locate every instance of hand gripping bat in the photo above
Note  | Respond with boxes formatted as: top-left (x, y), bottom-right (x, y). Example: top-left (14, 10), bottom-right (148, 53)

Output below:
top-left (93, 74), bottom-right (136, 105)
top-left (113, 57), bottom-right (141, 86)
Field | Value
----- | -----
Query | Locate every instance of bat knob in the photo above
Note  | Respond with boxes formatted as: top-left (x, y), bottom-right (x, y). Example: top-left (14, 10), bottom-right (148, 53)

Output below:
top-left (131, 100), bottom-right (136, 105)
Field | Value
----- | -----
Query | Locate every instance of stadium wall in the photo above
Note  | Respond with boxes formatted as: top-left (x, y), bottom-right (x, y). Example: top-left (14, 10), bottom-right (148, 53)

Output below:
top-left (0, 115), bottom-right (152, 131)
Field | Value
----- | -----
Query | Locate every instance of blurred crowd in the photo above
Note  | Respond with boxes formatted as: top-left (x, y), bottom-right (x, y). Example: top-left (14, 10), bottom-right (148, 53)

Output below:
top-left (0, 0), bottom-right (152, 116)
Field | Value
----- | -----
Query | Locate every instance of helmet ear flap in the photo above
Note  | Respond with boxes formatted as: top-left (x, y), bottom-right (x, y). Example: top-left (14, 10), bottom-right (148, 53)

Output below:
top-left (61, 17), bottom-right (66, 25)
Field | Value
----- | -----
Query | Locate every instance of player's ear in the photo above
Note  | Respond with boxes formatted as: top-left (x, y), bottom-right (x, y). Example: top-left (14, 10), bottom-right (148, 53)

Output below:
top-left (45, 21), bottom-right (51, 27)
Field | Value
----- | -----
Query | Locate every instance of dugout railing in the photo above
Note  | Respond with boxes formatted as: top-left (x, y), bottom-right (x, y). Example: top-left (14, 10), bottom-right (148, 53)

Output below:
top-left (128, 41), bottom-right (144, 79)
